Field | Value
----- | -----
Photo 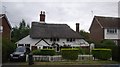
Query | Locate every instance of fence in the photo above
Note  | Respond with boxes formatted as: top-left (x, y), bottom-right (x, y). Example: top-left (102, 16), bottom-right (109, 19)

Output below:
top-left (32, 55), bottom-right (62, 62)
top-left (26, 55), bottom-right (93, 62)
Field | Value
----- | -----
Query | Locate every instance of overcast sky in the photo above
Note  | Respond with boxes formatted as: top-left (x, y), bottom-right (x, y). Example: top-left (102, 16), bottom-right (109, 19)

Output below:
top-left (0, 0), bottom-right (119, 32)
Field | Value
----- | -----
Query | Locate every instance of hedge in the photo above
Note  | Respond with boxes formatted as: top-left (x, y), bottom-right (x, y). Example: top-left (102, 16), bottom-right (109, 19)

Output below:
top-left (32, 49), bottom-right (56, 56)
top-left (92, 48), bottom-right (112, 60)
top-left (61, 48), bottom-right (79, 60)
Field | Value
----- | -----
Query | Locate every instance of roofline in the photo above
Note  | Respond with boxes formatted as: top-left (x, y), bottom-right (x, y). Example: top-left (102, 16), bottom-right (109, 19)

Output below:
top-left (89, 15), bottom-right (105, 31)
top-left (0, 14), bottom-right (12, 29)
top-left (0, 16), bottom-right (4, 19)
top-left (94, 16), bottom-right (104, 28)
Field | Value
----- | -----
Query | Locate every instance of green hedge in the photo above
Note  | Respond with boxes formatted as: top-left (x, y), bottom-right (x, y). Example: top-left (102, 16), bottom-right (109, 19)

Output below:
top-left (32, 50), bottom-right (41, 55)
top-left (32, 49), bottom-right (56, 56)
top-left (92, 48), bottom-right (112, 60)
top-left (61, 48), bottom-right (79, 60)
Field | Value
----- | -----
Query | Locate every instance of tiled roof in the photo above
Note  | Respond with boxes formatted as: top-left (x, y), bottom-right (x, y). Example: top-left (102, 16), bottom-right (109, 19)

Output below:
top-left (95, 16), bottom-right (120, 28)
top-left (0, 14), bottom-right (12, 29)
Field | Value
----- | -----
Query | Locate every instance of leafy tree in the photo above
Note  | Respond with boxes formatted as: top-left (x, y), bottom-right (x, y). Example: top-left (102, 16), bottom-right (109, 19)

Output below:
top-left (101, 40), bottom-right (116, 47)
top-left (2, 39), bottom-right (16, 63)
top-left (11, 19), bottom-right (30, 43)
top-left (79, 30), bottom-right (93, 43)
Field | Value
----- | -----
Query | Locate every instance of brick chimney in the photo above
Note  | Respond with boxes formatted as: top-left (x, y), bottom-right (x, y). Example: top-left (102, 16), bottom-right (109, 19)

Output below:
top-left (40, 11), bottom-right (45, 22)
top-left (76, 23), bottom-right (79, 33)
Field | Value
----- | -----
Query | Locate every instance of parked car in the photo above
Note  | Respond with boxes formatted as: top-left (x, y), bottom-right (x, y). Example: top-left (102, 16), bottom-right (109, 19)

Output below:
top-left (10, 46), bottom-right (27, 61)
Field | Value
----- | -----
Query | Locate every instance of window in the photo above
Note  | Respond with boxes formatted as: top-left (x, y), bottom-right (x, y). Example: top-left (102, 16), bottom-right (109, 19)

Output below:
top-left (50, 38), bottom-right (59, 42)
top-left (107, 29), bottom-right (117, 34)
top-left (66, 38), bottom-right (75, 42)
top-left (25, 44), bottom-right (30, 47)
top-left (0, 26), bottom-right (3, 33)
top-left (16, 47), bottom-right (26, 52)
top-left (18, 44), bottom-right (24, 46)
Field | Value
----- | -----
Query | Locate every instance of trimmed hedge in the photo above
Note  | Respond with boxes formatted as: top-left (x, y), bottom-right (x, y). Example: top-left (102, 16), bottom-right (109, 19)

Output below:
top-left (32, 50), bottom-right (41, 55)
top-left (92, 48), bottom-right (112, 60)
top-left (32, 49), bottom-right (56, 56)
top-left (61, 48), bottom-right (79, 60)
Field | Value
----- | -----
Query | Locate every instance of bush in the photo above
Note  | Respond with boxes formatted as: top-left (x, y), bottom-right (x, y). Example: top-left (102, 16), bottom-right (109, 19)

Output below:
top-left (2, 39), bottom-right (16, 63)
top-left (94, 40), bottom-right (120, 61)
top-left (32, 50), bottom-right (41, 55)
top-left (61, 48), bottom-right (79, 60)
top-left (32, 49), bottom-right (56, 56)
top-left (92, 48), bottom-right (112, 60)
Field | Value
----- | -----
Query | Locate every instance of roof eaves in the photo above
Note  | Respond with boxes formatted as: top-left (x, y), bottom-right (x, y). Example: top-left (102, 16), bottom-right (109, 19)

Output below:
top-left (0, 16), bottom-right (4, 19)
top-left (95, 16), bottom-right (104, 28)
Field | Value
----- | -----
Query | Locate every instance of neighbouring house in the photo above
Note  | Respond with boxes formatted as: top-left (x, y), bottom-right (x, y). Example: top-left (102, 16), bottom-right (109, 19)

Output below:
top-left (16, 11), bottom-right (89, 51)
top-left (0, 14), bottom-right (12, 41)
top-left (89, 16), bottom-right (120, 45)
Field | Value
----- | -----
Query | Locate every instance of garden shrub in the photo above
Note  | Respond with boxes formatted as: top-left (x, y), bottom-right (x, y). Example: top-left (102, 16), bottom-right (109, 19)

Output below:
top-left (61, 48), bottom-right (79, 60)
top-left (2, 39), bottom-right (16, 63)
top-left (95, 40), bottom-right (120, 61)
top-left (92, 48), bottom-right (112, 60)
top-left (32, 49), bottom-right (56, 56)
top-left (40, 49), bottom-right (56, 56)
top-left (32, 50), bottom-right (41, 55)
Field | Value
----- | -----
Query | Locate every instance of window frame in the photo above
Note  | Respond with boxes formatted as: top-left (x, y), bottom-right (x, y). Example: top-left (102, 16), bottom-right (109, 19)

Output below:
top-left (107, 29), bottom-right (117, 34)
top-left (66, 38), bottom-right (75, 42)
top-left (0, 26), bottom-right (3, 33)
top-left (50, 38), bottom-right (60, 42)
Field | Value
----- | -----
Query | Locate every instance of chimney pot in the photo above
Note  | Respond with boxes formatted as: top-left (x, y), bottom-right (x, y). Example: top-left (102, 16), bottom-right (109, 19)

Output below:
top-left (40, 11), bottom-right (45, 22)
top-left (76, 23), bottom-right (79, 33)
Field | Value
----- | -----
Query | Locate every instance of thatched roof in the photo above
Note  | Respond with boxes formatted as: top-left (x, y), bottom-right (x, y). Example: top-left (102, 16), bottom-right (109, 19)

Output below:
top-left (30, 22), bottom-right (83, 39)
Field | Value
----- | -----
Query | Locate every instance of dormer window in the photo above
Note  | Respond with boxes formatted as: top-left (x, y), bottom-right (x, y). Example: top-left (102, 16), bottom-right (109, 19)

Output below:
top-left (107, 29), bottom-right (117, 34)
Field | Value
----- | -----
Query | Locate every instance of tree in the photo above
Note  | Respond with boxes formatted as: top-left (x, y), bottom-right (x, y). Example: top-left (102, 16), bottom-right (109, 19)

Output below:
top-left (2, 39), bottom-right (16, 63)
top-left (11, 19), bottom-right (30, 43)
top-left (79, 30), bottom-right (92, 43)
top-left (101, 40), bottom-right (116, 47)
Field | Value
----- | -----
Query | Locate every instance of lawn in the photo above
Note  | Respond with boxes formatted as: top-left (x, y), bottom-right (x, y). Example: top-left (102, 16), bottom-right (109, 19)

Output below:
top-left (34, 60), bottom-right (119, 65)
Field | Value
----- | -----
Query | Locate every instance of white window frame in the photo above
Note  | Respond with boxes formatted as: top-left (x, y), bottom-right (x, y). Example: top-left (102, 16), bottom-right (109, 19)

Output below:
top-left (107, 29), bottom-right (117, 34)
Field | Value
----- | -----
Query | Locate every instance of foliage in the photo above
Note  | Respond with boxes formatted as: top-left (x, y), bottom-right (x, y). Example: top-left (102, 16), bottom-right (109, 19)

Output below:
top-left (94, 40), bottom-right (120, 61)
top-left (61, 48), bottom-right (79, 60)
top-left (92, 48), bottom-right (112, 60)
top-left (32, 49), bottom-right (56, 56)
top-left (79, 30), bottom-right (93, 43)
top-left (11, 19), bottom-right (30, 43)
top-left (95, 40), bottom-right (116, 48)
top-left (2, 39), bottom-right (16, 63)
top-left (101, 40), bottom-right (116, 47)
top-left (32, 50), bottom-right (41, 55)
top-left (78, 47), bottom-right (90, 55)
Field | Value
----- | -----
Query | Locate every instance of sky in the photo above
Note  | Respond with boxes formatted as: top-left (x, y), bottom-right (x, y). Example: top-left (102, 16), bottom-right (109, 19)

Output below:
top-left (0, 0), bottom-right (120, 32)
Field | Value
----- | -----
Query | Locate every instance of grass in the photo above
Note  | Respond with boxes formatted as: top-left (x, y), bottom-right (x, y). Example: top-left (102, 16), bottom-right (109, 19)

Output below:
top-left (5, 60), bottom-right (119, 65)
top-left (34, 60), bottom-right (119, 65)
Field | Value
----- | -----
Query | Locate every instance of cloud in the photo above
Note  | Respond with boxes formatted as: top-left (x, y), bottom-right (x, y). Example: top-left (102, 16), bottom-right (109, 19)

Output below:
top-left (1, 0), bottom-right (120, 2)
top-left (1, 2), bottom-right (118, 32)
